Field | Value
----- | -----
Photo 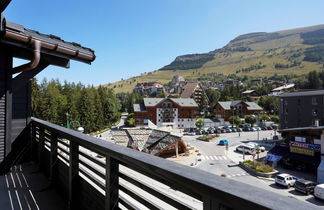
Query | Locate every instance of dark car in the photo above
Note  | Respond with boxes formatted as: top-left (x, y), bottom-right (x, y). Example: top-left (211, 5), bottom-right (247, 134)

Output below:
top-left (243, 127), bottom-right (250, 132)
top-left (225, 128), bottom-right (231, 133)
top-left (267, 126), bottom-right (273, 130)
top-left (294, 179), bottom-right (317, 195)
top-left (261, 127), bottom-right (267, 130)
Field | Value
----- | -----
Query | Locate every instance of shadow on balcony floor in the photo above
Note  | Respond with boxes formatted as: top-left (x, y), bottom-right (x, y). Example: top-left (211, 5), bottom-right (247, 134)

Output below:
top-left (0, 162), bottom-right (66, 210)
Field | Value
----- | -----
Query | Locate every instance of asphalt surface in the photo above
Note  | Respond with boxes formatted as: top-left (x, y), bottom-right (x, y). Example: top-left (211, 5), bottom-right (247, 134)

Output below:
top-left (183, 130), bottom-right (324, 207)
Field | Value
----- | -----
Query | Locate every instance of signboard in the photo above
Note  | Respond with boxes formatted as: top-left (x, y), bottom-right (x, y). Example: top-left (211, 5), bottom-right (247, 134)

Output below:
top-left (143, 119), bottom-right (149, 123)
top-left (295, 136), bottom-right (306, 143)
top-left (314, 139), bottom-right (321, 145)
top-left (290, 147), bottom-right (314, 156)
top-left (289, 142), bottom-right (320, 151)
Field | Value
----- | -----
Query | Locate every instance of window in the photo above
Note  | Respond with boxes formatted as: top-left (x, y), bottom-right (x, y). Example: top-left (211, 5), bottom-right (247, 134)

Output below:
top-left (312, 97), bottom-right (318, 105)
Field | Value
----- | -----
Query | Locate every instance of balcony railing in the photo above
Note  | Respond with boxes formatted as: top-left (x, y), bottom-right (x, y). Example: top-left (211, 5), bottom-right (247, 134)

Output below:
top-left (30, 117), bottom-right (314, 210)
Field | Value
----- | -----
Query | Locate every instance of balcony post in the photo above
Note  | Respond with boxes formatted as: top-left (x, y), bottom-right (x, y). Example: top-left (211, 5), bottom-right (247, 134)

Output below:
top-left (49, 132), bottom-right (58, 185)
top-left (203, 197), bottom-right (223, 210)
top-left (38, 127), bottom-right (45, 170)
top-left (105, 156), bottom-right (119, 210)
top-left (68, 141), bottom-right (79, 210)
top-left (30, 122), bottom-right (36, 161)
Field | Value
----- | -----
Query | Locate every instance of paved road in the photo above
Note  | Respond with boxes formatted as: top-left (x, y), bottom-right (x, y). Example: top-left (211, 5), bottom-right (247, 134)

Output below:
top-left (183, 131), bottom-right (324, 207)
top-left (95, 113), bottom-right (128, 142)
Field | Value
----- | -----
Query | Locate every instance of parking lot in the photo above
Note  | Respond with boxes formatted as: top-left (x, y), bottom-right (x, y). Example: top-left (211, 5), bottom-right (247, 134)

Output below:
top-left (183, 130), bottom-right (324, 207)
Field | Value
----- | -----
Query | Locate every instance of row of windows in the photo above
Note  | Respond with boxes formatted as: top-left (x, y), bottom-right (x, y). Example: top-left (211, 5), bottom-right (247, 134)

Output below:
top-left (283, 97), bottom-right (320, 106)
top-left (284, 108), bottom-right (319, 116)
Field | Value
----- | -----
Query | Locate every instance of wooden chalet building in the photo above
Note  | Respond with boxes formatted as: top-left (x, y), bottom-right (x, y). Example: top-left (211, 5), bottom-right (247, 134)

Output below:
top-left (180, 82), bottom-right (209, 107)
top-left (215, 100), bottom-right (263, 121)
top-left (134, 98), bottom-right (198, 128)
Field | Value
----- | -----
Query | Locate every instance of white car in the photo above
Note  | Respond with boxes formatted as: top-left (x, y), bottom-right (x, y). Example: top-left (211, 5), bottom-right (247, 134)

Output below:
top-left (275, 173), bottom-right (297, 188)
top-left (247, 142), bottom-right (266, 152)
top-left (235, 144), bottom-right (255, 155)
top-left (314, 184), bottom-right (324, 200)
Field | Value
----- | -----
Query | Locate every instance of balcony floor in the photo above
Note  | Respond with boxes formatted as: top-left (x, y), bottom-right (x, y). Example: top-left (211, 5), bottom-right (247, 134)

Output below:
top-left (0, 162), bottom-right (66, 210)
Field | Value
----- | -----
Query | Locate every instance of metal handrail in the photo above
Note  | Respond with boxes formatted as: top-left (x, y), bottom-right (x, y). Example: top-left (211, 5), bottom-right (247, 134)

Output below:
top-left (31, 117), bottom-right (318, 210)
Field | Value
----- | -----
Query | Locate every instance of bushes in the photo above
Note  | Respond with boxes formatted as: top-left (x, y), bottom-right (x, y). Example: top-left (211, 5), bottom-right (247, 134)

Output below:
top-left (243, 160), bottom-right (274, 173)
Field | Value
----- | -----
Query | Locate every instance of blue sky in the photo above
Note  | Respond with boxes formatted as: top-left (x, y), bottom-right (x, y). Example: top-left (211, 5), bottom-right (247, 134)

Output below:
top-left (5, 0), bottom-right (324, 85)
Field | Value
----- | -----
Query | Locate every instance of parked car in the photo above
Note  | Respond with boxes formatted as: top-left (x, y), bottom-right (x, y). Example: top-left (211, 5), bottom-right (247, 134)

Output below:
top-left (218, 139), bottom-right (228, 145)
top-left (237, 128), bottom-right (243, 132)
top-left (314, 184), bottom-right (324, 200)
top-left (235, 144), bottom-right (255, 154)
top-left (267, 126), bottom-right (273, 130)
top-left (225, 128), bottom-right (231, 133)
top-left (294, 179), bottom-right (317, 195)
top-left (255, 127), bottom-right (261, 131)
top-left (247, 142), bottom-right (266, 152)
top-left (230, 128), bottom-right (236, 132)
top-left (220, 129), bottom-right (226, 133)
top-left (275, 174), bottom-right (297, 188)
top-left (243, 127), bottom-right (250, 132)
top-left (261, 126), bottom-right (267, 130)
top-left (251, 127), bottom-right (257, 131)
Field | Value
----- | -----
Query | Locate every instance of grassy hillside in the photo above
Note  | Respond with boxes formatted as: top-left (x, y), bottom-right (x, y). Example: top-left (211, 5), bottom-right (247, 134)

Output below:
top-left (105, 24), bottom-right (324, 93)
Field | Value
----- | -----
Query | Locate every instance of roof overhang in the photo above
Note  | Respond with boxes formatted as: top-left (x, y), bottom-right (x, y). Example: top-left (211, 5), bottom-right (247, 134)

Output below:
top-left (279, 126), bottom-right (324, 132)
top-left (0, 19), bottom-right (95, 67)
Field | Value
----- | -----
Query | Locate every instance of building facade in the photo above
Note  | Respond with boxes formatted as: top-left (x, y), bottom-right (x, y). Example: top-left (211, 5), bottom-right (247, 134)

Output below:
top-left (134, 98), bottom-right (198, 129)
top-left (214, 100), bottom-right (263, 121)
top-left (278, 90), bottom-right (324, 183)
top-left (133, 82), bottom-right (165, 96)
top-left (180, 82), bottom-right (209, 108)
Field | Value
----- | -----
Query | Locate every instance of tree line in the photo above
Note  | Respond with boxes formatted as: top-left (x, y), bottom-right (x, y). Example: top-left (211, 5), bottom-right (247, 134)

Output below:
top-left (32, 79), bottom-right (121, 133)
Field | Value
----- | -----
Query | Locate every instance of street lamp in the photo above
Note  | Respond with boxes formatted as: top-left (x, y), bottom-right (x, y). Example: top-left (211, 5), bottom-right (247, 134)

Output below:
top-left (66, 112), bottom-right (83, 132)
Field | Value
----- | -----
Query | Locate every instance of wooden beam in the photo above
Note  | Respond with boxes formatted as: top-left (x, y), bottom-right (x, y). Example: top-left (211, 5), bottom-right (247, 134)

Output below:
top-left (105, 156), bottom-right (119, 210)
top-left (12, 62), bottom-right (49, 92)
top-left (0, 0), bottom-right (11, 13)
top-left (68, 141), bottom-right (79, 210)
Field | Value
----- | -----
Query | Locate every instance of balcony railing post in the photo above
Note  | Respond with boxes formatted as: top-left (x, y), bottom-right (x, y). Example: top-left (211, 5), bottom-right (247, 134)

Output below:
top-left (68, 141), bottom-right (79, 210)
top-left (49, 132), bottom-right (58, 185)
top-left (30, 122), bottom-right (36, 161)
top-left (38, 127), bottom-right (45, 170)
top-left (203, 197), bottom-right (228, 210)
top-left (105, 156), bottom-right (119, 210)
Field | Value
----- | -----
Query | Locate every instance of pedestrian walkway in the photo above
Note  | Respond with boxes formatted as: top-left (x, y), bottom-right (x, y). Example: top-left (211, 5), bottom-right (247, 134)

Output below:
top-left (199, 155), bottom-right (229, 161)
top-left (226, 173), bottom-right (248, 178)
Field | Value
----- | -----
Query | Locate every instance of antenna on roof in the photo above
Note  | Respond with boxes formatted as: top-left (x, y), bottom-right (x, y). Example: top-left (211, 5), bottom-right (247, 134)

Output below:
top-left (0, 0), bottom-right (11, 13)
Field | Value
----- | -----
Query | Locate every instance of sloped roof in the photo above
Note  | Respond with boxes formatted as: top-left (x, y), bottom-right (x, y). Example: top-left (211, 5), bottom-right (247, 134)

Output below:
top-left (272, 83), bottom-right (295, 92)
top-left (245, 102), bottom-right (263, 110)
top-left (143, 98), bottom-right (197, 107)
top-left (180, 82), bottom-right (199, 98)
top-left (150, 134), bottom-right (182, 155)
top-left (143, 129), bottom-right (169, 149)
top-left (242, 90), bottom-right (255, 94)
top-left (217, 101), bottom-right (262, 111)
top-left (218, 101), bottom-right (232, 110)
top-left (133, 104), bottom-right (146, 112)
top-left (171, 98), bottom-right (198, 107)
top-left (280, 90), bottom-right (324, 97)
top-left (1, 21), bottom-right (95, 65)
top-left (127, 129), bottom-right (151, 151)
top-left (111, 130), bottom-right (131, 147)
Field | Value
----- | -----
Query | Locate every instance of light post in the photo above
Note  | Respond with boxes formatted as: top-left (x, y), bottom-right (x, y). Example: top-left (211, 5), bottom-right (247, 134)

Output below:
top-left (66, 112), bottom-right (84, 133)
top-left (256, 114), bottom-right (260, 141)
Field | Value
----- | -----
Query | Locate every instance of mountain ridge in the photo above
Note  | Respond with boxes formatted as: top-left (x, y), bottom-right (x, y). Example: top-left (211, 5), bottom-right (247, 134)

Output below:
top-left (105, 24), bottom-right (324, 93)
